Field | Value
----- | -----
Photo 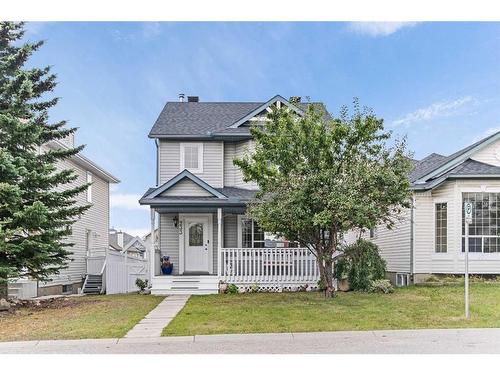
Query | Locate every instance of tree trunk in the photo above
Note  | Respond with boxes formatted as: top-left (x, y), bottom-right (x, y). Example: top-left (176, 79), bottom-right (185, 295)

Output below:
top-left (318, 255), bottom-right (335, 298)
top-left (0, 278), bottom-right (7, 300)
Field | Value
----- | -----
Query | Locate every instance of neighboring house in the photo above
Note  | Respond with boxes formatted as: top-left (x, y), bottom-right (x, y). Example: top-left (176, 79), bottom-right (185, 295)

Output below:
top-left (8, 135), bottom-right (119, 298)
top-left (347, 131), bottom-right (500, 286)
top-left (139, 94), bottom-right (329, 294)
top-left (109, 228), bottom-right (147, 258)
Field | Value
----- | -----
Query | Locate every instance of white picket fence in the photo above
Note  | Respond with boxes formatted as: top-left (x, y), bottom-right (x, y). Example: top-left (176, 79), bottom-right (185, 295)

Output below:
top-left (220, 247), bottom-right (320, 287)
top-left (105, 251), bottom-right (148, 294)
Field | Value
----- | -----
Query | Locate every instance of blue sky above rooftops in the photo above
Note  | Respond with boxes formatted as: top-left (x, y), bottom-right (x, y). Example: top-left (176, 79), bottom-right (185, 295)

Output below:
top-left (23, 22), bottom-right (500, 235)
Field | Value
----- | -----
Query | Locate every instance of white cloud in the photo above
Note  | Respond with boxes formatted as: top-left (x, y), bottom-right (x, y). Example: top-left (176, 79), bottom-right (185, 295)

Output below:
top-left (110, 193), bottom-right (148, 211)
top-left (392, 96), bottom-right (476, 127)
top-left (142, 22), bottom-right (162, 39)
top-left (347, 22), bottom-right (419, 37)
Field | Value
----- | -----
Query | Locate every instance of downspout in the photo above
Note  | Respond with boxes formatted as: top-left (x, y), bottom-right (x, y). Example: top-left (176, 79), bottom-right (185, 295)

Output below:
top-left (410, 194), bottom-right (415, 283)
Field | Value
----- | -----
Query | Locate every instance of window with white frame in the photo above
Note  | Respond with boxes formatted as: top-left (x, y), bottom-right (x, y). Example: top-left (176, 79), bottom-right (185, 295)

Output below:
top-left (238, 216), bottom-right (298, 248)
top-left (180, 143), bottom-right (203, 173)
top-left (396, 273), bottom-right (409, 287)
top-left (435, 202), bottom-right (447, 253)
top-left (462, 192), bottom-right (500, 253)
top-left (86, 171), bottom-right (92, 203)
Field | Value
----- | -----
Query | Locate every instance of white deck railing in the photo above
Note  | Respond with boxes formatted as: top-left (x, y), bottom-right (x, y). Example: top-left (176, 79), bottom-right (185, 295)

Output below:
top-left (221, 247), bottom-right (320, 285)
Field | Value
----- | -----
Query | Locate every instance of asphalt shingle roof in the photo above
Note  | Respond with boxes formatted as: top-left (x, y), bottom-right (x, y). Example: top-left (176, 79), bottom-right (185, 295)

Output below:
top-left (149, 100), bottom-right (330, 138)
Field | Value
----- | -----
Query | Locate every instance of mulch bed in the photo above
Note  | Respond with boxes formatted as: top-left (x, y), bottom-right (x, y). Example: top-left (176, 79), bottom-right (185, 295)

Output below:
top-left (0, 296), bottom-right (99, 317)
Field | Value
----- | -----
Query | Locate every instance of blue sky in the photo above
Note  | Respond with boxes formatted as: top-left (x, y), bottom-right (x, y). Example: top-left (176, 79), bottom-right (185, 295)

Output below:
top-left (23, 22), bottom-right (500, 236)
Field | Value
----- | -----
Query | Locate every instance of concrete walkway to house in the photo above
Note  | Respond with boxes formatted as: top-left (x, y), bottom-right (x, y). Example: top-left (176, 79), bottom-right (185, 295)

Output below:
top-left (124, 295), bottom-right (190, 338)
top-left (1, 328), bottom-right (500, 354)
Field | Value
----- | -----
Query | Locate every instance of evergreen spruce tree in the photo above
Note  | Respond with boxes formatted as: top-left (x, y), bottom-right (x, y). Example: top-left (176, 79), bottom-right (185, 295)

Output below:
top-left (0, 22), bottom-right (90, 298)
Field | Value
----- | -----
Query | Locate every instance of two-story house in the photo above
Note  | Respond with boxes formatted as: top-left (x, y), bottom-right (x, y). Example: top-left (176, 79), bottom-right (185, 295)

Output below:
top-left (9, 135), bottom-right (119, 298)
top-left (140, 95), bottom-right (329, 294)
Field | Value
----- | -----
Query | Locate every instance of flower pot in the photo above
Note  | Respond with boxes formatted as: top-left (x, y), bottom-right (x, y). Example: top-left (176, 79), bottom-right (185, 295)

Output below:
top-left (161, 265), bottom-right (173, 275)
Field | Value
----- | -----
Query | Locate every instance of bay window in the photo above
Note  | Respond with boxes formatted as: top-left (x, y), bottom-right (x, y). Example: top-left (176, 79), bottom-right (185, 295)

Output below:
top-left (462, 192), bottom-right (500, 253)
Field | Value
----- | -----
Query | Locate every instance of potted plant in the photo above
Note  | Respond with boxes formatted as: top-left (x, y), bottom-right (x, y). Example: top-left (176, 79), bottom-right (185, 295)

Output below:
top-left (160, 255), bottom-right (173, 275)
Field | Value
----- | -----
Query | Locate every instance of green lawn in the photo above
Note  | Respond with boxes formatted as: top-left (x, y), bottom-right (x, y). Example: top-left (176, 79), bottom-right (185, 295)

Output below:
top-left (162, 281), bottom-right (500, 336)
top-left (0, 294), bottom-right (164, 342)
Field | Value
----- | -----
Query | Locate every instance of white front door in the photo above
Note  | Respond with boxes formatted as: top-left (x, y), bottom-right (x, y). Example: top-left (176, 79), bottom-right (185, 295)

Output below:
top-left (184, 216), bottom-right (211, 273)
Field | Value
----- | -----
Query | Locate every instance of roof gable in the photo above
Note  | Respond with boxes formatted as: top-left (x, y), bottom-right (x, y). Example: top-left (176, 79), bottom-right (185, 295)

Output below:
top-left (124, 237), bottom-right (146, 252)
top-left (415, 131), bottom-right (500, 183)
top-left (144, 170), bottom-right (227, 199)
top-left (228, 95), bottom-right (304, 129)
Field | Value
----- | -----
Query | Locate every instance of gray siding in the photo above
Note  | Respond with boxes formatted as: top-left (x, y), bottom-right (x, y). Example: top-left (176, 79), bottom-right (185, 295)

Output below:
top-left (224, 214), bottom-right (238, 247)
top-left (158, 212), bottom-right (242, 275)
top-left (158, 140), bottom-right (223, 188)
top-left (159, 213), bottom-right (180, 275)
top-left (224, 141), bottom-right (258, 190)
top-left (41, 148), bottom-right (110, 286)
top-left (161, 178), bottom-right (213, 197)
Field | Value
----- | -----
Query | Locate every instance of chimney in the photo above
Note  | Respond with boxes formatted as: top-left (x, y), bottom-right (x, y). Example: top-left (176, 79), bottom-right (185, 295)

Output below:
top-left (117, 231), bottom-right (124, 249)
top-left (187, 96), bottom-right (199, 103)
top-left (178, 93), bottom-right (185, 102)
top-left (289, 96), bottom-right (301, 104)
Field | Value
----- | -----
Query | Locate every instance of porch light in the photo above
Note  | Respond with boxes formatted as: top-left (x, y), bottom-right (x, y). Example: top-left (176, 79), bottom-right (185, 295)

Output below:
top-left (173, 215), bottom-right (179, 228)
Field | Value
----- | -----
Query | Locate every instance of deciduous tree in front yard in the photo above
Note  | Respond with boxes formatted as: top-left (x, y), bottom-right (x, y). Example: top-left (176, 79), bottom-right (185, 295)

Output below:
top-left (235, 100), bottom-right (412, 297)
top-left (0, 22), bottom-right (89, 298)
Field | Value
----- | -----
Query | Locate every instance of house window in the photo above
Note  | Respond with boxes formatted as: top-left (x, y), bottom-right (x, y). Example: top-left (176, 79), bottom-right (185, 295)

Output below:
top-left (238, 216), bottom-right (298, 248)
top-left (396, 273), bottom-right (410, 287)
top-left (180, 143), bottom-right (203, 173)
top-left (369, 228), bottom-right (376, 239)
top-left (435, 203), bottom-right (447, 253)
top-left (462, 193), bottom-right (500, 253)
top-left (86, 171), bottom-right (92, 203)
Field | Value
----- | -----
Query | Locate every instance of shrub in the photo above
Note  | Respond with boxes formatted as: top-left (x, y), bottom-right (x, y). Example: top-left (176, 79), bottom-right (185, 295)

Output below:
top-left (135, 278), bottom-right (148, 292)
top-left (225, 283), bottom-right (239, 294)
top-left (368, 279), bottom-right (394, 294)
top-left (334, 239), bottom-right (386, 291)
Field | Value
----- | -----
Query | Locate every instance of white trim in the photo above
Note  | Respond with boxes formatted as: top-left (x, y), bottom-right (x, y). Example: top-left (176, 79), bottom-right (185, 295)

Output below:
top-left (432, 200), bottom-right (448, 253)
top-left (180, 142), bottom-right (204, 173)
top-left (86, 171), bottom-right (93, 203)
top-left (179, 213), bottom-right (213, 274)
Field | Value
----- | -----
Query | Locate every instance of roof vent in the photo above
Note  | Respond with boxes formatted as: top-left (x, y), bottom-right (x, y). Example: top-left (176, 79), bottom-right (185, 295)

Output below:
top-left (187, 96), bottom-right (199, 103)
top-left (178, 93), bottom-right (185, 102)
top-left (289, 96), bottom-right (301, 103)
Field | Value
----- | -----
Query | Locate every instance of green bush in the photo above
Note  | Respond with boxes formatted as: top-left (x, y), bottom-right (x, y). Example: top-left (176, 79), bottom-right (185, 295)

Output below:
top-left (135, 278), bottom-right (148, 292)
top-left (225, 283), bottom-right (239, 294)
top-left (334, 239), bottom-right (386, 291)
top-left (368, 279), bottom-right (394, 294)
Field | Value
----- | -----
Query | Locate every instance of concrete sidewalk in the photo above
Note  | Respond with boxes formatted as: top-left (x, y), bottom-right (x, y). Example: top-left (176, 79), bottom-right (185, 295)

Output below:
top-left (124, 295), bottom-right (190, 338)
top-left (1, 328), bottom-right (500, 354)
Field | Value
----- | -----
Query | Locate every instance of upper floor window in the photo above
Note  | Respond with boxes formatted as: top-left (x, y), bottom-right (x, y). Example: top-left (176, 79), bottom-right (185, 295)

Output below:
top-left (180, 143), bottom-right (203, 173)
top-left (435, 202), bottom-right (447, 253)
top-left (462, 192), bottom-right (500, 253)
top-left (86, 171), bottom-right (92, 203)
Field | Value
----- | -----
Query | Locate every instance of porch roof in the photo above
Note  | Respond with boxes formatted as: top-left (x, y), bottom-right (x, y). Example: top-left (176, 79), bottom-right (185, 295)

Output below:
top-left (139, 185), bottom-right (258, 211)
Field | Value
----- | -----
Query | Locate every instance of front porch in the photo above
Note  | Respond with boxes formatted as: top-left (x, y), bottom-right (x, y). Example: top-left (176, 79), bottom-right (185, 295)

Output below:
top-left (140, 170), bottom-right (322, 294)
top-left (148, 208), bottom-right (321, 295)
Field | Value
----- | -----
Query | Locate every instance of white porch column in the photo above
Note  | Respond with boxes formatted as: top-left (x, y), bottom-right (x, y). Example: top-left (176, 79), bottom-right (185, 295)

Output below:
top-left (149, 208), bottom-right (156, 285)
top-left (217, 208), bottom-right (222, 277)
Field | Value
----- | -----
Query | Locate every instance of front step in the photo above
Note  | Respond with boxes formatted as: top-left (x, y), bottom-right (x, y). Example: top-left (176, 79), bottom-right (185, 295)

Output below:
top-left (83, 274), bottom-right (103, 294)
top-left (151, 275), bottom-right (219, 295)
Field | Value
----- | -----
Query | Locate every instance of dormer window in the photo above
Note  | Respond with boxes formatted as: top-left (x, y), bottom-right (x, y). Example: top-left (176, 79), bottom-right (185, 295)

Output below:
top-left (180, 143), bottom-right (203, 173)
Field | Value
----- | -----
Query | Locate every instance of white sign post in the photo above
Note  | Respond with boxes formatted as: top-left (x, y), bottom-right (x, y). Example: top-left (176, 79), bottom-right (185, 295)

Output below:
top-left (464, 202), bottom-right (473, 319)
